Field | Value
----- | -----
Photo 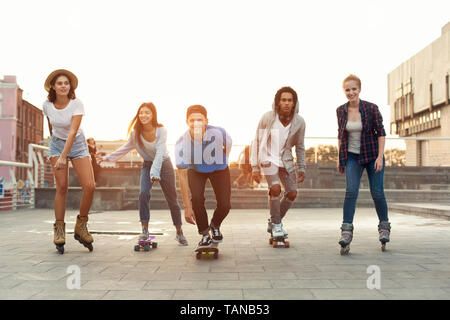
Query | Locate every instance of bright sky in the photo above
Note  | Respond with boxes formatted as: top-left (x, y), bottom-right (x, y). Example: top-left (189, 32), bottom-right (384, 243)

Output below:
top-left (1, 0), bottom-right (449, 155)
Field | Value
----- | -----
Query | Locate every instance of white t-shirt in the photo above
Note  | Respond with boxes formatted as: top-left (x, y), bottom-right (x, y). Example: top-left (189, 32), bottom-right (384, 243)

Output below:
top-left (42, 98), bottom-right (84, 139)
top-left (261, 116), bottom-right (291, 168)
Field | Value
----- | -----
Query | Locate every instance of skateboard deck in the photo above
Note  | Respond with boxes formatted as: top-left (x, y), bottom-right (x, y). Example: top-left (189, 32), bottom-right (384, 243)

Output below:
top-left (195, 242), bottom-right (219, 259)
top-left (134, 236), bottom-right (158, 252)
top-left (269, 236), bottom-right (290, 248)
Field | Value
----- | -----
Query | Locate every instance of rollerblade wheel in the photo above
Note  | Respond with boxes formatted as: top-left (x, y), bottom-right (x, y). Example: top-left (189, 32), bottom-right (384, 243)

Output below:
top-left (134, 245), bottom-right (140, 251)
top-left (56, 244), bottom-right (64, 254)
top-left (86, 243), bottom-right (93, 252)
top-left (381, 243), bottom-right (386, 252)
top-left (340, 245), bottom-right (350, 255)
top-left (214, 252), bottom-right (219, 259)
top-left (196, 252), bottom-right (201, 260)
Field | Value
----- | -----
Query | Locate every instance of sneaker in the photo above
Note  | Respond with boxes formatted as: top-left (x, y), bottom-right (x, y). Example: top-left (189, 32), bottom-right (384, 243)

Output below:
top-left (272, 223), bottom-right (284, 238)
top-left (175, 231), bottom-right (188, 246)
top-left (280, 223), bottom-right (288, 237)
top-left (197, 234), bottom-right (212, 249)
top-left (139, 226), bottom-right (149, 241)
top-left (210, 224), bottom-right (223, 243)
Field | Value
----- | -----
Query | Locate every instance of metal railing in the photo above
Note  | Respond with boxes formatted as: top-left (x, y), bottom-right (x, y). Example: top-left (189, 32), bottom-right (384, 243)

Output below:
top-left (0, 144), bottom-right (49, 210)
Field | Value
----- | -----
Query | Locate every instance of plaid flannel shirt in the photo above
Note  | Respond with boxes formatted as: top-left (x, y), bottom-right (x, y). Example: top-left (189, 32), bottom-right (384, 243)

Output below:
top-left (336, 100), bottom-right (386, 171)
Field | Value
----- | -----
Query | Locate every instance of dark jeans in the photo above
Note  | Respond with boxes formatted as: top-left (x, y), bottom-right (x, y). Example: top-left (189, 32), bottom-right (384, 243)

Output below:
top-left (343, 152), bottom-right (389, 224)
top-left (188, 167), bottom-right (231, 234)
top-left (139, 157), bottom-right (182, 226)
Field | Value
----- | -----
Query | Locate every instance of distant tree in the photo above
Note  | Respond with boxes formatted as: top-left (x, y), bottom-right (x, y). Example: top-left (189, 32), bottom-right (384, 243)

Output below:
top-left (385, 148), bottom-right (406, 166)
top-left (305, 145), bottom-right (338, 165)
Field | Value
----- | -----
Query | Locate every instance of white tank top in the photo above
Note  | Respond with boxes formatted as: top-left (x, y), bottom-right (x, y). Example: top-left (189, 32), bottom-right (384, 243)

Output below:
top-left (346, 121), bottom-right (362, 154)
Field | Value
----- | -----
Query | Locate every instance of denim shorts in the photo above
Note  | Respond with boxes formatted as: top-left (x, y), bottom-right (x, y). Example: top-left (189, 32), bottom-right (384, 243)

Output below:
top-left (49, 133), bottom-right (90, 160)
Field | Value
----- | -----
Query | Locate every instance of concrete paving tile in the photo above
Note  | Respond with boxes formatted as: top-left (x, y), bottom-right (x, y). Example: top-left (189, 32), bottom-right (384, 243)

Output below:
top-left (31, 289), bottom-right (108, 300)
top-left (180, 272), bottom-right (238, 281)
top-left (173, 289), bottom-right (243, 300)
top-left (331, 279), bottom-right (404, 289)
top-left (310, 288), bottom-right (387, 300)
top-left (391, 278), bottom-right (450, 288)
top-left (102, 290), bottom-right (175, 300)
top-left (144, 280), bottom-right (208, 290)
top-left (294, 271), bottom-right (356, 280)
top-left (82, 280), bottom-right (147, 291)
top-left (271, 279), bottom-right (337, 289)
top-left (0, 288), bottom-right (43, 300)
top-left (381, 288), bottom-right (450, 300)
top-left (238, 272), bottom-right (297, 280)
top-left (208, 280), bottom-right (272, 289)
top-left (243, 288), bottom-right (315, 300)
top-left (2, 208), bottom-right (450, 300)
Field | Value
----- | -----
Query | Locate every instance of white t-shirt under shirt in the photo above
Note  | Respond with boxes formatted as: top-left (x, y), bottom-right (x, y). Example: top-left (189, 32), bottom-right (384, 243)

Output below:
top-left (42, 98), bottom-right (85, 139)
top-left (261, 116), bottom-right (291, 168)
top-left (346, 121), bottom-right (362, 154)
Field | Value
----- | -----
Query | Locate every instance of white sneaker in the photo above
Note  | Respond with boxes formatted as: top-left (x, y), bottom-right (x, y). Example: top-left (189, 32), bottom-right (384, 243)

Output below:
top-left (272, 223), bottom-right (284, 238)
top-left (139, 227), bottom-right (149, 241)
top-left (281, 223), bottom-right (288, 237)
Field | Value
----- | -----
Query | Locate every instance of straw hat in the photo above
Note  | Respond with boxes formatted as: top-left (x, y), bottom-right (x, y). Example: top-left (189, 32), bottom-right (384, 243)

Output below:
top-left (44, 69), bottom-right (78, 92)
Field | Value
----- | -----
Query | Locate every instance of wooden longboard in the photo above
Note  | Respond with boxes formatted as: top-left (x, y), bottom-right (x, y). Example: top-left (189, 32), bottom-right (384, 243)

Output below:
top-left (195, 242), bottom-right (219, 259)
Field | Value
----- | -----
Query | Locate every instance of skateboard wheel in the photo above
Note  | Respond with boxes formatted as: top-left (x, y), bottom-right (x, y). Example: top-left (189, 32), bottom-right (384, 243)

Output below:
top-left (285, 241), bottom-right (290, 248)
top-left (196, 252), bottom-right (201, 260)
top-left (214, 252), bottom-right (219, 259)
top-left (144, 244), bottom-right (150, 251)
top-left (269, 238), bottom-right (273, 245)
top-left (134, 245), bottom-right (140, 251)
top-left (272, 241), bottom-right (277, 248)
top-left (152, 242), bottom-right (158, 248)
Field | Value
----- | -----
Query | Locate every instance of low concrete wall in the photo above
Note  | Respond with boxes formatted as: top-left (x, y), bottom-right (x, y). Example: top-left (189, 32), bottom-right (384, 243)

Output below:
top-left (35, 187), bottom-right (450, 211)
top-left (67, 165), bottom-right (450, 190)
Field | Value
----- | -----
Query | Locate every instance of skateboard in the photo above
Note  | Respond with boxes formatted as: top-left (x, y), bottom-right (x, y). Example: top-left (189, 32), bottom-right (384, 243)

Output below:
top-left (195, 242), bottom-right (219, 259)
top-left (134, 236), bottom-right (158, 252)
top-left (269, 235), bottom-right (290, 248)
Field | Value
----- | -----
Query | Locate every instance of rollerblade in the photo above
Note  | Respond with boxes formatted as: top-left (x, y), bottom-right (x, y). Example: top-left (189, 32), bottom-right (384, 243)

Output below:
top-left (53, 220), bottom-right (65, 254)
top-left (378, 221), bottom-right (391, 252)
top-left (339, 223), bottom-right (353, 255)
top-left (74, 215), bottom-right (94, 252)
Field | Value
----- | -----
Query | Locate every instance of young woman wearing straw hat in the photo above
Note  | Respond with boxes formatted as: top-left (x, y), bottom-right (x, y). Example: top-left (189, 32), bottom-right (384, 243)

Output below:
top-left (43, 69), bottom-right (95, 254)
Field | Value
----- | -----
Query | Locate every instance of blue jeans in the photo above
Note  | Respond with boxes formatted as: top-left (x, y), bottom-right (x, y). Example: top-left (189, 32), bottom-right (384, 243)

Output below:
top-left (139, 157), bottom-right (182, 226)
top-left (343, 152), bottom-right (389, 224)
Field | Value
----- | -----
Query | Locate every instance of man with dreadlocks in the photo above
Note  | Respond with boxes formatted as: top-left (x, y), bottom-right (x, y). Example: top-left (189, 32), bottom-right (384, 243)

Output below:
top-left (251, 87), bottom-right (306, 242)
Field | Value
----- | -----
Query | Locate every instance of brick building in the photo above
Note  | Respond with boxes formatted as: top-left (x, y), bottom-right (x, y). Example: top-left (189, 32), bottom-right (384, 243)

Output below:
top-left (388, 22), bottom-right (450, 166)
top-left (0, 75), bottom-right (44, 183)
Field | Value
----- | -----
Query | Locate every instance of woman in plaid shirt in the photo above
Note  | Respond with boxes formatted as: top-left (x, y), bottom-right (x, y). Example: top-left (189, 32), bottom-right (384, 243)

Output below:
top-left (336, 74), bottom-right (391, 255)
